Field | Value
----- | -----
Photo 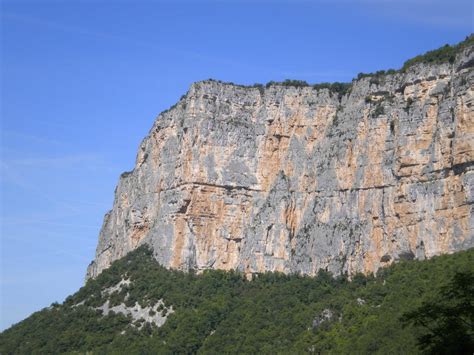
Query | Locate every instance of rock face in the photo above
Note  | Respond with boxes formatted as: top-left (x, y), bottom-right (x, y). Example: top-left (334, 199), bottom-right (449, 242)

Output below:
top-left (87, 44), bottom-right (474, 280)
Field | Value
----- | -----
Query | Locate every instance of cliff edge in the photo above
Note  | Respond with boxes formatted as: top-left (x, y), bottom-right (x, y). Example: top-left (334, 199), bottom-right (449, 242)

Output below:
top-left (87, 38), bottom-right (474, 279)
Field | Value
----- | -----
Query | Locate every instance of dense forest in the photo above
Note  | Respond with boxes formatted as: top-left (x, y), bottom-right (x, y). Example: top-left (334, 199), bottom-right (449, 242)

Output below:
top-left (1, 246), bottom-right (472, 354)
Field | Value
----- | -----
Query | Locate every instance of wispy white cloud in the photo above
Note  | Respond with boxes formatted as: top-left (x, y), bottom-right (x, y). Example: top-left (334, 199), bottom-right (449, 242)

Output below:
top-left (2, 12), bottom-right (225, 62)
top-left (0, 158), bottom-right (109, 214)
top-left (352, 0), bottom-right (473, 29)
top-left (1, 12), bottom-right (284, 76)
top-left (2, 218), bottom-right (100, 229)
top-left (1, 130), bottom-right (66, 147)
top-left (386, 10), bottom-right (473, 29)
top-left (2, 12), bottom-right (128, 43)
top-left (189, 0), bottom-right (473, 29)
top-left (6, 154), bottom-right (106, 168)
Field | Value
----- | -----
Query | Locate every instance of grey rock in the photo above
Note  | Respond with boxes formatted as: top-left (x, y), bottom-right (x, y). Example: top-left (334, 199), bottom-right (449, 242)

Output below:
top-left (312, 309), bottom-right (334, 329)
top-left (86, 44), bottom-right (474, 280)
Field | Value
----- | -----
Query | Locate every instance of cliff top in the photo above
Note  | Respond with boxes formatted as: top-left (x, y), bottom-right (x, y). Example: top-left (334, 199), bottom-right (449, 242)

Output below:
top-left (189, 34), bottom-right (473, 95)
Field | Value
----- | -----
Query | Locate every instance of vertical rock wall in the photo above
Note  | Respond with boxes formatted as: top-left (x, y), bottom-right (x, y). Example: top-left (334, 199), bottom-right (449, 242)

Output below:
top-left (87, 46), bottom-right (473, 279)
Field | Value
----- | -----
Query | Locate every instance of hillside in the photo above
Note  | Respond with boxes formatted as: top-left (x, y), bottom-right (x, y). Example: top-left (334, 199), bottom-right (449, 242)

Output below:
top-left (2, 36), bottom-right (473, 354)
top-left (1, 246), bottom-right (473, 354)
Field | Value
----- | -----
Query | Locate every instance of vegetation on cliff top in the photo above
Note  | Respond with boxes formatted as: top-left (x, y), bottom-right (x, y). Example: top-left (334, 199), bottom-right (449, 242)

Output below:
top-left (202, 35), bottom-right (473, 96)
top-left (354, 34), bottom-right (473, 82)
top-left (1, 246), bottom-right (473, 354)
top-left (203, 78), bottom-right (352, 97)
top-left (401, 34), bottom-right (473, 70)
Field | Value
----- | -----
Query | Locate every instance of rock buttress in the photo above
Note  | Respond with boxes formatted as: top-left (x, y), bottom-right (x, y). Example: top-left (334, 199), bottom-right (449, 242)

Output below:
top-left (87, 45), bottom-right (474, 280)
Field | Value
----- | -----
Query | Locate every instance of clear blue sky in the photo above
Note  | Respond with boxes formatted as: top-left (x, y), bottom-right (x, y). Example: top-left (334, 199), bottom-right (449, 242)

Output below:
top-left (1, 0), bottom-right (472, 330)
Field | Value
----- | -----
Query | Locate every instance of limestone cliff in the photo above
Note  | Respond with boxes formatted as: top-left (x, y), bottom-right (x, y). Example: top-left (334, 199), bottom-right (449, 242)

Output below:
top-left (87, 41), bottom-right (474, 280)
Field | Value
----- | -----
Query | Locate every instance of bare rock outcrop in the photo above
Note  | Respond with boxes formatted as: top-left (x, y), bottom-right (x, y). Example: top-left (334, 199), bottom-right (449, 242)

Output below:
top-left (87, 44), bottom-right (474, 280)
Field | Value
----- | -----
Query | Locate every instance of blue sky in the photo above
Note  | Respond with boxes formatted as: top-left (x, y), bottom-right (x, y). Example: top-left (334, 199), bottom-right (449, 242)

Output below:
top-left (1, 0), bottom-right (472, 330)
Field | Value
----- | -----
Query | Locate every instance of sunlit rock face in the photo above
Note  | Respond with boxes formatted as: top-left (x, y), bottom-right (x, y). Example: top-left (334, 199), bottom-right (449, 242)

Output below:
top-left (87, 46), bottom-right (473, 280)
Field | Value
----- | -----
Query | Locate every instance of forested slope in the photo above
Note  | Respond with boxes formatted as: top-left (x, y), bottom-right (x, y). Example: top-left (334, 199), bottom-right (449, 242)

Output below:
top-left (1, 246), bottom-right (473, 354)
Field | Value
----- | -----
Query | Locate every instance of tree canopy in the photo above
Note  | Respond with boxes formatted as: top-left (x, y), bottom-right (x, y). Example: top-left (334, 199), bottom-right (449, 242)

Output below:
top-left (1, 246), bottom-right (472, 354)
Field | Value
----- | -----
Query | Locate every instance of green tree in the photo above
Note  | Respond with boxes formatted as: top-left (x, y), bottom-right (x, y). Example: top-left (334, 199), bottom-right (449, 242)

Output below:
top-left (402, 271), bottom-right (474, 354)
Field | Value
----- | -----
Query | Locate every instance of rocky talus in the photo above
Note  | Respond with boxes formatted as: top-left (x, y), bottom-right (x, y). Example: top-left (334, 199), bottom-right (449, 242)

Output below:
top-left (87, 45), bottom-right (474, 279)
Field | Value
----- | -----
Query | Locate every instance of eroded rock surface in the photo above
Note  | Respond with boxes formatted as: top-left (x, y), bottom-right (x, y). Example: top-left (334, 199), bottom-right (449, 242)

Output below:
top-left (98, 300), bottom-right (173, 328)
top-left (87, 46), bottom-right (474, 280)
